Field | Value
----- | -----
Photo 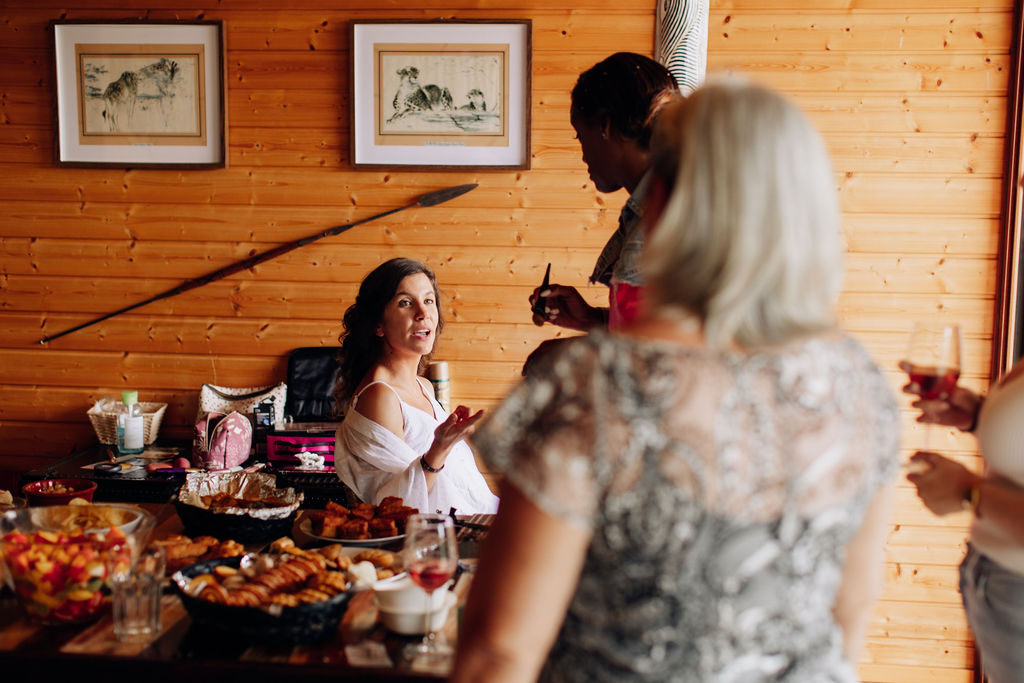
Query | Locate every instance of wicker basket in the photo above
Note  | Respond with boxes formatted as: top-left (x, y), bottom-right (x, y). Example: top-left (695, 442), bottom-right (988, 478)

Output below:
top-left (87, 401), bottom-right (167, 445)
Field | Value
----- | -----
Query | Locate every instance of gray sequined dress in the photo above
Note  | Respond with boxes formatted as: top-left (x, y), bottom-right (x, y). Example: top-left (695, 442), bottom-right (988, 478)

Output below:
top-left (473, 330), bottom-right (900, 682)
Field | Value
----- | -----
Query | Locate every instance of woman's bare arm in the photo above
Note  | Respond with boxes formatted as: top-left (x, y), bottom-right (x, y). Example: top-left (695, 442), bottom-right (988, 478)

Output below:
top-left (973, 477), bottom-right (1024, 545)
top-left (450, 483), bottom-right (591, 683)
top-left (832, 483), bottom-right (895, 661)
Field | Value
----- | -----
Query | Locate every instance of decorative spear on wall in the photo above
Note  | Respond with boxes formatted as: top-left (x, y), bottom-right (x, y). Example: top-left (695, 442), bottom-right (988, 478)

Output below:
top-left (38, 183), bottom-right (478, 345)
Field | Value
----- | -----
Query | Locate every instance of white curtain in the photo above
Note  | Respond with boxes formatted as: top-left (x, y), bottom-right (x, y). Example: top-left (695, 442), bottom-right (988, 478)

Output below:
top-left (656, 0), bottom-right (709, 95)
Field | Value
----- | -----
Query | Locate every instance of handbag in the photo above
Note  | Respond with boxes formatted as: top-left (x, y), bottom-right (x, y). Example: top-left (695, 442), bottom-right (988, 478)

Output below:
top-left (192, 411), bottom-right (253, 470)
top-left (198, 382), bottom-right (287, 423)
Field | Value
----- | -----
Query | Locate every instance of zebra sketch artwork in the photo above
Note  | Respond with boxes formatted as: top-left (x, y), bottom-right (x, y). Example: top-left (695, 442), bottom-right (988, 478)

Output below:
top-left (379, 54), bottom-right (502, 135)
top-left (100, 71), bottom-right (137, 131)
top-left (101, 58), bottom-right (179, 131)
top-left (82, 55), bottom-right (198, 136)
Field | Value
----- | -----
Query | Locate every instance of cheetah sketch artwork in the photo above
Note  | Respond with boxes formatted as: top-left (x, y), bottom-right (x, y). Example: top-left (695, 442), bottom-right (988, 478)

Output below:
top-left (380, 60), bottom-right (502, 134)
top-left (389, 66), bottom-right (453, 122)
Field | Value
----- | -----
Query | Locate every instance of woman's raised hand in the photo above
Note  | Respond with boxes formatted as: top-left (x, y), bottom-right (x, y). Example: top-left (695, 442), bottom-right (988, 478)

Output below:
top-left (423, 405), bottom-right (485, 471)
top-left (443, 405), bottom-right (485, 441)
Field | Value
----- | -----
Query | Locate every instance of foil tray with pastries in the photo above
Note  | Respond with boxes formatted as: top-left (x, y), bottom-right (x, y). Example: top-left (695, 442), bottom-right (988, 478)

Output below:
top-left (175, 471), bottom-right (303, 544)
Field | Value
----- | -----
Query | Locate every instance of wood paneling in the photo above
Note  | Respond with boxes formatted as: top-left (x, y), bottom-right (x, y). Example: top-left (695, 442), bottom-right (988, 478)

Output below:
top-left (0, 2), bottom-right (1015, 681)
top-left (1, 89), bottom-right (1009, 136)
top-left (11, 125), bottom-right (1000, 175)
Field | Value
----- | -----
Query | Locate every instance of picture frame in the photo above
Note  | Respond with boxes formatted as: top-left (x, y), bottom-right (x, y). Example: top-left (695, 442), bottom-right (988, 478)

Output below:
top-left (349, 19), bottom-right (532, 170)
top-left (51, 20), bottom-right (227, 168)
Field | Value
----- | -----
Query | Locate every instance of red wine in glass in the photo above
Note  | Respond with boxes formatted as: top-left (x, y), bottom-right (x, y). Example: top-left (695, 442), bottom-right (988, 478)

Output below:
top-left (904, 363), bottom-right (961, 400)
top-left (409, 561), bottom-right (455, 592)
top-left (903, 323), bottom-right (963, 449)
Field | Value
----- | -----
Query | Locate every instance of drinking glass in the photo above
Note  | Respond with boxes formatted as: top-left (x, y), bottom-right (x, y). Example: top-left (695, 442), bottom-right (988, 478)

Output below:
top-left (402, 512), bottom-right (458, 661)
top-left (903, 322), bottom-right (962, 449)
top-left (111, 545), bottom-right (166, 642)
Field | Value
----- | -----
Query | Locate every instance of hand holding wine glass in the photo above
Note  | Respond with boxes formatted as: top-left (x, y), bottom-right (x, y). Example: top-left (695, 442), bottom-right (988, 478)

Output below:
top-left (402, 512), bottom-right (458, 662)
top-left (901, 322), bottom-right (963, 449)
top-left (900, 380), bottom-right (981, 432)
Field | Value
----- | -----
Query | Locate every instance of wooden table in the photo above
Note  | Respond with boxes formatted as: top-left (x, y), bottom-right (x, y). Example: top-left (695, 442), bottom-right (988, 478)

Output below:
top-left (0, 505), bottom-right (489, 682)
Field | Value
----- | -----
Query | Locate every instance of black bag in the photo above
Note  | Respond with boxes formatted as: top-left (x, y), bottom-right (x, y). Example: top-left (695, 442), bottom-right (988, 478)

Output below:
top-left (284, 347), bottom-right (343, 422)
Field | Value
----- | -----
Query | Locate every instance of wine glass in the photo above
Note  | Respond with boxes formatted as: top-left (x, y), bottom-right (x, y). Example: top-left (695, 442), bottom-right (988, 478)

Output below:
top-left (402, 512), bottom-right (458, 662)
top-left (903, 322), bottom-right (962, 450)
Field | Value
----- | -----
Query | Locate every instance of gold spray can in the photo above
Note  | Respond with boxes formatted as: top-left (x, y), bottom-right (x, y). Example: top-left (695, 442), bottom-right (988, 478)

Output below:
top-left (426, 361), bottom-right (451, 413)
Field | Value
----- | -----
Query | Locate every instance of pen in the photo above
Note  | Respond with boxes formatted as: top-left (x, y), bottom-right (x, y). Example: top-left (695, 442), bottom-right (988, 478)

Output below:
top-left (532, 263), bottom-right (552, 326)
top-left (145, 463), bottom-right (202, 474)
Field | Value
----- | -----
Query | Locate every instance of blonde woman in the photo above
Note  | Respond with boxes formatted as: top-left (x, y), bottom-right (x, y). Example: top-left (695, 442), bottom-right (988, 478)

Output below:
top-left (453, 78), bottom-right (899, 683)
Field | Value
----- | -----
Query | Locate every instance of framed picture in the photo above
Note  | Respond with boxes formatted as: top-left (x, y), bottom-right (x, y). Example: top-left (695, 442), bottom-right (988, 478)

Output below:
top-left (350, 20), bottom-right (531, 170)
top-left (51, 20), bottom-right (227, 168)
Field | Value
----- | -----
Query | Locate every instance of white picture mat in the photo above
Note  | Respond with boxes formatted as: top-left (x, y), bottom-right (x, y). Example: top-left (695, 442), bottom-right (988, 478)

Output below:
top-left (351, 22), bottom-right (530, 168)
top-left (54, 23), bottom-right (224, 166)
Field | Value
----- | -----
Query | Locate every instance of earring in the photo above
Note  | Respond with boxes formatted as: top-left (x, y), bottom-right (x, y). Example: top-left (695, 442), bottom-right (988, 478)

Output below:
top-left (601, 132), bottom-right (608, 140)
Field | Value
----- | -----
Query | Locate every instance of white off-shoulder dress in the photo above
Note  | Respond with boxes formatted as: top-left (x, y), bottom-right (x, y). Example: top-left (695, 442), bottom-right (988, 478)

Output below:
top-left (334, 379), bottom-right (499, 515)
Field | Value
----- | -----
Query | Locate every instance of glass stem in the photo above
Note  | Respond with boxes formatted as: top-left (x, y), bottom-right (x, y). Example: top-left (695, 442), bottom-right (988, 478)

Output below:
top-left (422, 590), bottom-right (432, 650)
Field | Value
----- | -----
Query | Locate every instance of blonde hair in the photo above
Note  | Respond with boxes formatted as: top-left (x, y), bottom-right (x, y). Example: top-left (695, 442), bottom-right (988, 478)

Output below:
top-left (644, 75), bottom-right (842, 349)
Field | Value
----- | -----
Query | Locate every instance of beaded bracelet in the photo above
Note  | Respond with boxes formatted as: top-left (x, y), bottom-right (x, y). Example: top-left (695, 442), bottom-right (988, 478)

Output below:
top-left (420, 456), bottom-right (444, 473)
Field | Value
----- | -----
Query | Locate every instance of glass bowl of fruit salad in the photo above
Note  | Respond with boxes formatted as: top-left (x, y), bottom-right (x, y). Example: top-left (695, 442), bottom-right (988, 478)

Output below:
top-left (0, 503), bottom-right (154, 624)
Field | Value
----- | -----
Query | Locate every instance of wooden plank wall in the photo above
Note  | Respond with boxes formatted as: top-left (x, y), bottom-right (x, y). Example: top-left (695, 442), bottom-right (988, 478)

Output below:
top-left (0, 1), bottom-right (1014, 681)
top-left (710, 4), bottom-right (1011, 680)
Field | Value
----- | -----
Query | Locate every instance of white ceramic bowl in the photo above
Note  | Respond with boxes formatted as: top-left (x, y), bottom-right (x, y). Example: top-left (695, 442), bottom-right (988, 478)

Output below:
top-left (375, 590), bottom-right (457, 635)
top-left (372, 573), bottom-right (450, 613)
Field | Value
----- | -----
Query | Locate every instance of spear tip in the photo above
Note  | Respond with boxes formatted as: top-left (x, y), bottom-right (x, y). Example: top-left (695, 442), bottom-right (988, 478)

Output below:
top-left (417, 183), bottom-right (478, 207)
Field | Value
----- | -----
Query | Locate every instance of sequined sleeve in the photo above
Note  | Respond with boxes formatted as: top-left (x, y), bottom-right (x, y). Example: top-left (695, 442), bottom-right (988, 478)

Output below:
top-left (473, 338), bottom-right (607, 528)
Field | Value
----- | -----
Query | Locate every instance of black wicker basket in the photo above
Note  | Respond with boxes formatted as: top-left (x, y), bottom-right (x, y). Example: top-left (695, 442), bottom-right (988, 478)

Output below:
top-left (172, 556), bottom-right (353, 644)
top-left (174, 498), bottom-right (297, 544)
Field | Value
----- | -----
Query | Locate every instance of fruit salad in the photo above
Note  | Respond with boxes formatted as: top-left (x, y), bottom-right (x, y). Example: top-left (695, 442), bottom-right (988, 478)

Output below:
top-left (1, 526), bottom-right (132, 624)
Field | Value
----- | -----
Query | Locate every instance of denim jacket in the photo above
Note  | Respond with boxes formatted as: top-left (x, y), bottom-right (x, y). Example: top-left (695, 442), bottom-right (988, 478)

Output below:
top-left (589, 170), bottom-right (651, 289)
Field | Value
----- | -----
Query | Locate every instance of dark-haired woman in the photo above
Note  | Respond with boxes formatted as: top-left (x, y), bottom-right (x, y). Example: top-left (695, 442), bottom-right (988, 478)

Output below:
top-left (333, 258), bottom-right (499, 514)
